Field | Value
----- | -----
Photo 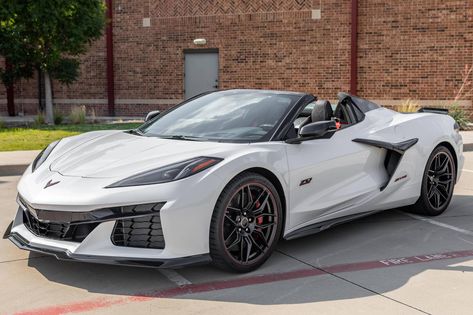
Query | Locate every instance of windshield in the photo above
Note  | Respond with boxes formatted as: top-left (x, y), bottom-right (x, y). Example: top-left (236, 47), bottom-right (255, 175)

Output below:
top-left (139, 90), bottom-right (301, 142)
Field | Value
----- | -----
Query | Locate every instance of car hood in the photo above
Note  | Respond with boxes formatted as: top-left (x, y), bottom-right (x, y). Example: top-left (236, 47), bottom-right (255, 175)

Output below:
top-left (49, 131), bottom-right (242, 178)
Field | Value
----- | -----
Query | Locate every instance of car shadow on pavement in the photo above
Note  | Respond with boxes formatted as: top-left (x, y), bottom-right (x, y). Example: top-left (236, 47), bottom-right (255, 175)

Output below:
top-left (26, 194), bottom-right (473, 305)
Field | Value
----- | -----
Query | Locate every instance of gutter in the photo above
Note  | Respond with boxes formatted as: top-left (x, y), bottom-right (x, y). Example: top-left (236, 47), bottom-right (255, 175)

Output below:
top-left (350, 0), bottom-right (358, 95)
top-left (106, 0), bottom-right (115, 116)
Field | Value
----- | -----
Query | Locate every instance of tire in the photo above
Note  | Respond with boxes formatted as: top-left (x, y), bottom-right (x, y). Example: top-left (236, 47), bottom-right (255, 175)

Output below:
top-left (409, 145), bottom-right (456, 216)
top-left (209, 172), bottom-right (283, 272)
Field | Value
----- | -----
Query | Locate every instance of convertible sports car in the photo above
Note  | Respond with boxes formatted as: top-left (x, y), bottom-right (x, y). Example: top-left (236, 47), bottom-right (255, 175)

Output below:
top-left (7, 89), bottom-right (464, 272)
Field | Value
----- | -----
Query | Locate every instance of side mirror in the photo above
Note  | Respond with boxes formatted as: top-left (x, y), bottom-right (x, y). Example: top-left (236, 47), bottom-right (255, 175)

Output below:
top-left (145, 110), bottom-right (161, 122)
top-left (299, 120), bottom-right (337, 138)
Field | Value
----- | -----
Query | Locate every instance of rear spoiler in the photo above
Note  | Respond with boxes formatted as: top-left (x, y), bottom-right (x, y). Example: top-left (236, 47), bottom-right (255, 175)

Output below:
top-left (417, 107), bottom-right (449, 115)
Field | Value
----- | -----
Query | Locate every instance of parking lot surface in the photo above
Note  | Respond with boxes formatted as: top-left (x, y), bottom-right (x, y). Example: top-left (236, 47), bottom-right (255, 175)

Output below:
top-left (1, 152), bottom-right (473, 315)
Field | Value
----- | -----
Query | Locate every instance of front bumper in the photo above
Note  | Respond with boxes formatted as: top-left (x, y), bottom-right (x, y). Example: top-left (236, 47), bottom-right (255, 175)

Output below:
top-left (8, 231), bottom-right (210, 268)
top-left (11, 166), bottom-right (226, 267)
top-left (8, 200), bottom-right (213, 268)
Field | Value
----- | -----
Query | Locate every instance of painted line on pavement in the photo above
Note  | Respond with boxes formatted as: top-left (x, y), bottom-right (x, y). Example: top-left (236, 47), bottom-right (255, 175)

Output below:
top-left (159, 269), bottom-right (192, 287)
top-left (14, 248), bottom-right (473, 315)
top-left (404, 212), bottom-right (473, 236)
top-left (463, 169), bottom-right (473, 173)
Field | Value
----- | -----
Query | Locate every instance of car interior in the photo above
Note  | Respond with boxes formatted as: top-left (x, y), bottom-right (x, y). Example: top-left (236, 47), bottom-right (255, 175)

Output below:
top-left (289, 97), bottom-right (365, 139)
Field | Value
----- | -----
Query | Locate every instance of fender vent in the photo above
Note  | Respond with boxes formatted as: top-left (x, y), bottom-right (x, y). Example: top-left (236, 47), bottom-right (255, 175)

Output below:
top-left (111, 214), bottom-right (165, 249)
top-left (352, 138), bottom-right (418, 191)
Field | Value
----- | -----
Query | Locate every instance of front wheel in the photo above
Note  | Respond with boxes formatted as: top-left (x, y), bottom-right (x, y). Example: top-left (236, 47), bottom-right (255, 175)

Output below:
top-left (209, 172), bottom-right (283, 272)
top-left (410, 146), bottom-right (456, 216)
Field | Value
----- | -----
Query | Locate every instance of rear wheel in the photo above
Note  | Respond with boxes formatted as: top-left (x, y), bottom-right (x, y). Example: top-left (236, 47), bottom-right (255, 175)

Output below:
top-left (209, 172), bottom-right (283, 272)
top-left (410, 146), bottom-right (456, 216)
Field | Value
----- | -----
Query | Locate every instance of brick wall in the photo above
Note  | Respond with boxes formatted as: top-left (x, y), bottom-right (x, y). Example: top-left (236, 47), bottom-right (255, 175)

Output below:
top-left (358, 1), bottom-right (473, 101)
top-left (1, 0), bottom-right (472, 117)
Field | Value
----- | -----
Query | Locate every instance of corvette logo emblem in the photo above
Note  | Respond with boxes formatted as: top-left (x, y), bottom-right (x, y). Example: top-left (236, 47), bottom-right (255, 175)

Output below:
top-left (44, 179), bottom-right (60, 189)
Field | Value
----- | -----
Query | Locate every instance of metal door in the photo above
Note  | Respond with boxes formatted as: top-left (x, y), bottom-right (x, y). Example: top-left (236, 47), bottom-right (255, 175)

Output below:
top-left (184, 51), bottom-right (219, 99)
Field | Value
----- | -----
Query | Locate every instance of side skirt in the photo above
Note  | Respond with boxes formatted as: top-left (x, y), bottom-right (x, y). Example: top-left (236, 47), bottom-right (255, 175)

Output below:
top-left (284, 210), bottom-right (380, 240)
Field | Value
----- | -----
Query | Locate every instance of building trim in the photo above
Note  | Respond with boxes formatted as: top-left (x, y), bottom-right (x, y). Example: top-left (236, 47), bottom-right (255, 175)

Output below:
top-left (106, 0), bottom-right (115, 116)
top-left (1, 99), bottom-right (469, 107)
top-left (350, 0), bottom-right (359, 95)
top-left (0, 99), bottom-right (183, 105)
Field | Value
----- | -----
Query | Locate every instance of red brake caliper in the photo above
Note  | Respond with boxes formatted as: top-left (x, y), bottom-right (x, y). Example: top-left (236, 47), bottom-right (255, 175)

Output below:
top-left (255, 200), bottom-right (263, 225)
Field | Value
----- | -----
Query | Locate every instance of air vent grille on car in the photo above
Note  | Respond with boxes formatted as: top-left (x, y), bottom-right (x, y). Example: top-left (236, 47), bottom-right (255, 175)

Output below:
top-left (111, 205), bottom-right (165, 249)
top-left (23, 210), bottom-right (99, 242)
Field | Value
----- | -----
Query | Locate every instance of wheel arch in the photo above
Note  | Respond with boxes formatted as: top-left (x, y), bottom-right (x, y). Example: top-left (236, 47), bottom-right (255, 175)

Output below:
top-left (436, 141), bottom-right (458, 181)
top-left (235, 167), bottom-right (287, 237)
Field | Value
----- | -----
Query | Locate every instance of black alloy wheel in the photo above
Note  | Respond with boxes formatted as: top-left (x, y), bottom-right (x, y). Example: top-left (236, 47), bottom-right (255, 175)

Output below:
top-left (210, 172), bottom-right (283, 272)
top-left (410, 146), bottom-right (456, 216)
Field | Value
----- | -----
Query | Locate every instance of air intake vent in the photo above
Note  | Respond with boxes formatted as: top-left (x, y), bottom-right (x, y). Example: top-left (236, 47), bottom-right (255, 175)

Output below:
top-left (111, 210), bottom-right (165, 249)
top-left (23, 210), bottom-right (99, 242)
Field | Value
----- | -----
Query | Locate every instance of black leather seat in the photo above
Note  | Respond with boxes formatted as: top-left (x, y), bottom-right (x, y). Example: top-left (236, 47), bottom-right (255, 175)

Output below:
top-left (311, 100), bottom-right (333, 123)
top-left (299, 100), bottom-right (333, 130)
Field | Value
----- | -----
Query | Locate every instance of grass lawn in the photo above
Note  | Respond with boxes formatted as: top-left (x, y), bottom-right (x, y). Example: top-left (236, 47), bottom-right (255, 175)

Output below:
top-left (0, 123), bottom-right (141, 151)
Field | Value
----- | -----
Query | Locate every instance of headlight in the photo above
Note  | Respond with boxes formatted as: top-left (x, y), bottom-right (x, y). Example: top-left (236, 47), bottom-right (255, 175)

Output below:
top-left (106, 157), bottom-right (223, 188)
top-left (31, 140), bottom-right (60, 172)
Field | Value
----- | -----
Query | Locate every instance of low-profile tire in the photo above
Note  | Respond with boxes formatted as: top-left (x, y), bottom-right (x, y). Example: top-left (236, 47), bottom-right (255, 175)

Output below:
top-left (409, 145), bottom-right (456, 216)
top-left (209, 172), bottom-right (283, 272)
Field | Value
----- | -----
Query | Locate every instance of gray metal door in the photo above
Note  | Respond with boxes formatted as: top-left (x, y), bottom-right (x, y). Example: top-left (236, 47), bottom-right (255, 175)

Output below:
top-left (184, 52), bottom-right (219, 99)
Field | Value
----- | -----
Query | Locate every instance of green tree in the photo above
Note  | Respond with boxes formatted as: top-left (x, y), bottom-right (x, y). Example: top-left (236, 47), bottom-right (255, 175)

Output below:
top-left (0, 1), bottom-right (106, 124)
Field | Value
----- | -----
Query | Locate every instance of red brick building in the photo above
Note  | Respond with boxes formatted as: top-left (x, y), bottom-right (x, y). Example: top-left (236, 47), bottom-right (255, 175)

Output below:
top-left (1, 0), bottom-right (472, 117)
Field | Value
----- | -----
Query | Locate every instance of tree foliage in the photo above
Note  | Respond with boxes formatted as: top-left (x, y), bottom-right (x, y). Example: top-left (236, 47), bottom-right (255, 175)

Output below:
top-left (0, 0), bottom-right (106, 85)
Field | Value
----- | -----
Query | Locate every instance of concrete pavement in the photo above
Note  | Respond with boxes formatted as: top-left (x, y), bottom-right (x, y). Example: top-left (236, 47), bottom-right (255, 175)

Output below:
top-left (0, 152), bottom-right (473, 313)
top-left (0, 150), bottom-right (40, 176)
top-left (462, 130), bottom-right (473, 152)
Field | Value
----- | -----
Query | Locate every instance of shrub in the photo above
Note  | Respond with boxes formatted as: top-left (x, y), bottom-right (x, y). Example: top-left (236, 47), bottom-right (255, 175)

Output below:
top-left (449, 103), bottom-right (470, 130)
top-left (89, 107), bottom-right (97, 124)
top-left (53, 109), bottom-right (64, 125)
top-left (69, 106), bottom-right (86, 124)
top-left (0, 119), bottom-right (4, 129)
top-left (34, 112), bottom-right (45, 125)
top-left (396, 99), bottom-right (420, 113)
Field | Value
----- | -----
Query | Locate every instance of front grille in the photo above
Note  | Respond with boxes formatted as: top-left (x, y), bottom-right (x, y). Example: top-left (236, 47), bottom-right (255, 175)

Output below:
top-left (18, 195), bottom-right (165, 247)
top-left (23, 210), bottom-right (99, 242)
top-left (112, 212), bottom-right (165, 249)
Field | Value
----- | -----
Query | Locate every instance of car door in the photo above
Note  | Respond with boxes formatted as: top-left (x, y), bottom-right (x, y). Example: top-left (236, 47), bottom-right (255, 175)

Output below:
top-left (285, 110), bottom-right (387, 231)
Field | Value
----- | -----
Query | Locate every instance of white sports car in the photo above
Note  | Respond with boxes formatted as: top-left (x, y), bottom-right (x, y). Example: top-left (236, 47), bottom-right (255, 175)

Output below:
top-left (6, 89), bottom-right (464, 272)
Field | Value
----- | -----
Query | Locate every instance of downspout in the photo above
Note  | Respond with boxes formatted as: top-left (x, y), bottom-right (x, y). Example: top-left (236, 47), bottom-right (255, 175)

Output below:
top-left (5, 60), bottom-right (15, 116)
top-left (350, 0), bottom-right (358, 95)
top-left (106, 0), bottom-right (115, 116)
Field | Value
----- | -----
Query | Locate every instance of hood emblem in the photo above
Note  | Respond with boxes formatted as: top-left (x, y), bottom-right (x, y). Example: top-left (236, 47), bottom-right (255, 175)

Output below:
top-left (44, 179), bottom-right (60, 189)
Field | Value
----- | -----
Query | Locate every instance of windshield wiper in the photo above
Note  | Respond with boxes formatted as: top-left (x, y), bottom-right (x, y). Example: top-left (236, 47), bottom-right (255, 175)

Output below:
top-left (128, 129), bottom-right (144, 136)
top-left (158, 135), bottom-right (208, 141)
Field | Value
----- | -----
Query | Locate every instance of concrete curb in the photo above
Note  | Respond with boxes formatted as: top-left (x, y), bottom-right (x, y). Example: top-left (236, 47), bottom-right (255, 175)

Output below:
top-left (465, 143), bottom-right (473, 153)
top-left (0, 165), bottom-right (28, 176)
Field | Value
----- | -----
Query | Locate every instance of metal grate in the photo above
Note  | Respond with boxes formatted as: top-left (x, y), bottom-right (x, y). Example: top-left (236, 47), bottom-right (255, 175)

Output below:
top-left (112, 213), bottom-right (165, 249)
top-left (23, 210), bottom-right (99, 242)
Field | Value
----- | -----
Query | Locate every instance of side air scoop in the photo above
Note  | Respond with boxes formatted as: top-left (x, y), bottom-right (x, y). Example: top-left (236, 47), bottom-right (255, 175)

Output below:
top-left (352, 138), bottom-right (418, 190)
top-left (352, 138), bottom-right (418, 154)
